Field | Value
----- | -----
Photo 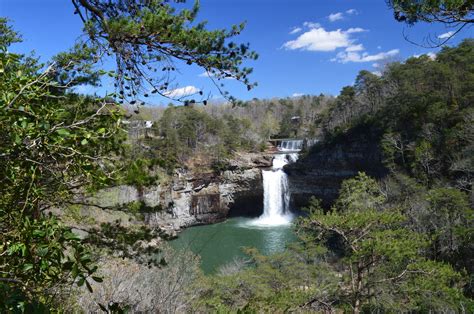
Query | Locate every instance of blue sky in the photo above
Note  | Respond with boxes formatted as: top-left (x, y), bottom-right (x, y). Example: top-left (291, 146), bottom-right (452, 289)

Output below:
top-left (1, 0), bottom-right (472, 104)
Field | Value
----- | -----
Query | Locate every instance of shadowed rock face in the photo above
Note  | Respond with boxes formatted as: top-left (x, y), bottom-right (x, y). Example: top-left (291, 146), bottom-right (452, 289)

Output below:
top-left (228, 192), bottom-right (264, 217)
top-left (286, 127), bottom-right (388, 209)
top-left (190, 194), bottom-right (225, 224)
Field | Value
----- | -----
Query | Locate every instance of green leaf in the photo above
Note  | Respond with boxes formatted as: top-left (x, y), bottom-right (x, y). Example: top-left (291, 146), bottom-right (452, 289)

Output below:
top-left (23, 264), bottom-right (34, 272)
top-left (80, 253), bottom-right (91, 263)
top-left (81, 139), bottom-right (88, 145)
top-left (64, 231), bottom-right (80, 240)
top-left (32, 230), bottom-right (46, 237)
top-left (56, 129), bottom-right (71, 137)
top-left (37, 246), bottom-right (49, 257)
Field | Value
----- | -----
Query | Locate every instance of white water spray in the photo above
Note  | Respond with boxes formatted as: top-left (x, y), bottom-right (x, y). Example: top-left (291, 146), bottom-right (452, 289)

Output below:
top-left (250, 153), bottom-right (298, 227)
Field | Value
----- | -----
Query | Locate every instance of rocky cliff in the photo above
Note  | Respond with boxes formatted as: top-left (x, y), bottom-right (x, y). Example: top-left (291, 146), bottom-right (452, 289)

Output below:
top-left (286, 126), bottom-right (388, 208)
top-left (67, 152), bottom-right (272, 237)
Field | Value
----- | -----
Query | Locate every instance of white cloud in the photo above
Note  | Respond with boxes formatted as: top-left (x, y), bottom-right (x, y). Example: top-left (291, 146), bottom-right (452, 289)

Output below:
top-left (346, 27), bottom-right (367, 34)
top-left (334, 49), bottom-right (400, 63)
top-left (283, 26), bottom-right (367, 52)
top-left (73, 84), bottom-right (96, 95)
top-left (284, 27), bottom-right (358, 52)
top-left (163, 85), bottom-right (200, 98)
top-left (198, 71), bottom-right (235, 80)
top-left (292, 93), bottom-right (304, 97)
top-left (345, 44), bottom-right (364, 52)
top-left (303, 21), bottom-right (321, 29)
top-left (427, 52), bottom-right (437, 60)
top-left (413, 52), bottom-right (437, 60)
top-left (438, 31), bottom-right (455, 39)
top-left (290, 27), bottom-right (302, 34)
top-left (371, 70), bottom-right (382, 76)
top-left (377, 45), bottom-right (382, 49)
top-left (346, 9), bottom-right (358, 15)
top-left (328, 12), bottom-right (344, 22)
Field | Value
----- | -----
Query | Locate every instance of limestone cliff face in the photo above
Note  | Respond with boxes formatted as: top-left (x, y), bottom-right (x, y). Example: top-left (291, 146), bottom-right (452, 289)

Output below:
top-left (286, 128), bottom-right (388, 208)
top-left (86, 152), bottom-right (271, 232)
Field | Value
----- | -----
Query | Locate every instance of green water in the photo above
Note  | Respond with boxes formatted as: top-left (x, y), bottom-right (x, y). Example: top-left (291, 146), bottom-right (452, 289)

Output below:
top-left (170, 217), bottom-right (296, 274)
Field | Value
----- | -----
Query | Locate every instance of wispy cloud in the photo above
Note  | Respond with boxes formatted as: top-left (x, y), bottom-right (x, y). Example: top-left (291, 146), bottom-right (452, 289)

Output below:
top-left (413, 52), bottom-right (437, 60)
top-left (328, 12), bottom-right (344, 22)
top-left (345, 44), bottom-right (364, 52)
top-left (346, 27), bottom-right (366, 34)
top-left (289, 27), bottom-right (302, 34)
top-left (438, 31), bottom-right (455, 39)
top-left (333, 49), bottom-right (400, 63)
top-left (303, 21), bottom-right (321, 29)
top-left (73, 84), bottom-right (96, 95)
top-left (328, 9), bottom-right (357, 22)
top-left (292, 93), bottom-right (304, 97)
top-left (371, 70), bottom-right (382, 76)
top-left (198, 71), bottom-right (235, 80)
top-left (163, 86), bottom-right (200, 98)
top-left (283, 26), bottom-right (366, 52)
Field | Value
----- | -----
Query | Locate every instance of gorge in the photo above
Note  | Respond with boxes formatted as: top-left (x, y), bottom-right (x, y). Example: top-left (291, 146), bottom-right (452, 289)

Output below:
top-left (3, 2), bottom-right (473, 310)
top-left (171, 152), bottom-right (299, 272)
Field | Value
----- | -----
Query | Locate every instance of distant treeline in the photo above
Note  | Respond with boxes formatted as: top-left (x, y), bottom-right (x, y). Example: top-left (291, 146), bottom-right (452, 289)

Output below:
top-left (126, 93), bottom-right (334, 172)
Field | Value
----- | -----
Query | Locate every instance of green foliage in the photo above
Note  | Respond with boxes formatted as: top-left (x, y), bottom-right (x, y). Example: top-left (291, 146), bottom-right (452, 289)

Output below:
top-left (298, 173), bottom-right (471, 312)
top-left (122, 158), bottom-right (158, 188)
top-left (425, 188), bottom-right (474, 268)
top-left (85, 221), bottom-right (165, 265)
top-left (388, 0), bottom-right (474, 26)
top-left (0, 215), bottom-right (101, 311)
top-left (72, 0), bottom-right (258, 105)
top-left (0, 19), bottom-right (123, 309)
top-left (335, 171), bottom-right (386, 212)
top-left (126, 200), bottom-right (162, 215)
top-left (194, 248), bottom-right (338, 312)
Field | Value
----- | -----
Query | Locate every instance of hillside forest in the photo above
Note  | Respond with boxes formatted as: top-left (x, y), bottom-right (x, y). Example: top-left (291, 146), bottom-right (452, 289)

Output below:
top-left (1, 0), bottom-right (473, 312)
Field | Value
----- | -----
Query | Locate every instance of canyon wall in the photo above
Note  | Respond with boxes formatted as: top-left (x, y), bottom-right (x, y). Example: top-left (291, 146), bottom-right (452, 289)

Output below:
top-left (70, 153), bottom-right (271, 236)
top-left (286, 127), bottom-right (388, 208)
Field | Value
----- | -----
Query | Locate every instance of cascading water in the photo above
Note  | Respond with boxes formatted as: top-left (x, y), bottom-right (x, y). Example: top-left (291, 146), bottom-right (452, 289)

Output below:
top-left (251, 153), bottom-right (298, 226)
top-left (279, 140), bottom-right (303, 151)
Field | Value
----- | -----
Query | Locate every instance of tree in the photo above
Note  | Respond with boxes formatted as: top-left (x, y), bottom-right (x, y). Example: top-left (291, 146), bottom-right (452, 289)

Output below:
top-left (425, 188), bottom-right (473, 269)
top-left (0, 19), bottom-right (122, 309)
top-left (298, 173), bottom-right (470, 313)
top-left (71, 0), bottom-right (258, 105)
top-left (387, 0), bottom-right (474, 46)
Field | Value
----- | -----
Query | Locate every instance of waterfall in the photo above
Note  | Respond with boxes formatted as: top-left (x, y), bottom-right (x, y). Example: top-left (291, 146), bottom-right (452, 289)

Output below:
top-left (251, 153), bottom-right (298, 226)
top-left (279, 140), bottom-right (303, 151)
